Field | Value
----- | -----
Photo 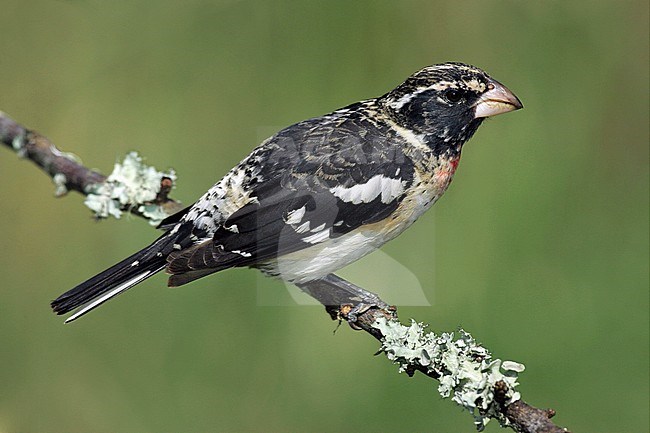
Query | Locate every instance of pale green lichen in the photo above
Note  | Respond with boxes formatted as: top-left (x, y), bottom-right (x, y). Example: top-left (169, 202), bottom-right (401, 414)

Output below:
top-left (12, 134), bottom-right (27, 158)
top-left (12, 134), bottom-right (24, 150)
top-left (52, 173), bottom-right (68, 197)
top-left (373, 317), bottom-right (524, 431)
top-left (84, 152), bottom-right (176, 225)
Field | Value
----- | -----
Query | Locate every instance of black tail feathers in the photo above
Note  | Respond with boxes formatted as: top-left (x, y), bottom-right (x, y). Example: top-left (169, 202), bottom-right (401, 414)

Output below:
top-left (51, 234), bottom-right (175, 323)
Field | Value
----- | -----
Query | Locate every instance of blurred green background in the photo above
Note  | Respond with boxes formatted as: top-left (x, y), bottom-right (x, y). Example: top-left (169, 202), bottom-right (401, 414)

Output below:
top-left (1, 1), bottom-right (647, 432)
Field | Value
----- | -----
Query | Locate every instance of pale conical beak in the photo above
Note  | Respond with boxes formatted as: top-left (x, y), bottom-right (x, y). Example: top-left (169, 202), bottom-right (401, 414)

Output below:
top-left (473, 79), bottom-right (523, 118)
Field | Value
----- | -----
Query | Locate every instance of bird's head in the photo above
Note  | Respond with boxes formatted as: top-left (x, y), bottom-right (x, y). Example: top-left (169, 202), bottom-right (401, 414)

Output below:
top-left (381, 62), bottom-right (522, 150)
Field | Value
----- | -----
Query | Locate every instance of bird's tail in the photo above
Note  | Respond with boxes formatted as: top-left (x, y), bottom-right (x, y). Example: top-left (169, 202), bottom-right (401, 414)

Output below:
top-left (51, 233), bottom-right (177, 323)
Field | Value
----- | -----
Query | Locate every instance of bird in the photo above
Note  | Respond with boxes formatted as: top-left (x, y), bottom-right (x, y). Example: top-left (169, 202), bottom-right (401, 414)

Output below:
top-left (51, 62), bottom-right (522, 323)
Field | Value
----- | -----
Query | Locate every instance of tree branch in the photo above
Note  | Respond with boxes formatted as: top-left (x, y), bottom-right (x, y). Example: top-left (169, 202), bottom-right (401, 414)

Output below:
top-left (0, 112), bottom-right (183, 224)
top-left (0, 111), bottom-right (569, 433)
top-left (298, 276), bottom-right (569, 433)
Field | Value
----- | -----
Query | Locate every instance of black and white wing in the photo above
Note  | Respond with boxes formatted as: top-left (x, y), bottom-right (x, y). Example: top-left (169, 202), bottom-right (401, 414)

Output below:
top-left (166, 102), bottom-right (416, 286)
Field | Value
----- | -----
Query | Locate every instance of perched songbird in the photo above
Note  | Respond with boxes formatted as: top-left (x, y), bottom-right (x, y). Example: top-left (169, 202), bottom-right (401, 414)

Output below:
top-left (51, 62), bottom-right (522, 322)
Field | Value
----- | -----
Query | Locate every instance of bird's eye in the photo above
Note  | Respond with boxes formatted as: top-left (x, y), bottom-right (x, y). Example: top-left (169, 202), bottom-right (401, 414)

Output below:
top-left (443, 89), bottom-right (464, 104)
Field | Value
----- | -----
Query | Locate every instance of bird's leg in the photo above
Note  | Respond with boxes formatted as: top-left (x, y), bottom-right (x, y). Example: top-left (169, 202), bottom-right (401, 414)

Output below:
top-left (296, 273), bottom-right (396, 327)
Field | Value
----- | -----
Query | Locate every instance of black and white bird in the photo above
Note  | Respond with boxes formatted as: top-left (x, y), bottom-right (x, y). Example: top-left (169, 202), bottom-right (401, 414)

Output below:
top-left (51, 62), bottom-right (522, 322)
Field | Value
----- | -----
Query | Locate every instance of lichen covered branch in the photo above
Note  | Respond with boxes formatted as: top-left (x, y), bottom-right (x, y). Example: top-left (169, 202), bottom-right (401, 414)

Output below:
top-left (374, 318), bottom-right (524, 430)
top-left (0, 112), bottom-right (183, 225)
top-left (83, 152), bottom-right (180, 224)
top-left (300, 278), bottom-right (570, 433)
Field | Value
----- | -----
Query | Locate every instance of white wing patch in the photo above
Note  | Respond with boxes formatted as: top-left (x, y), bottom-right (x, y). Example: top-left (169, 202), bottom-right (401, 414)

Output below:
top-left (224, 224), bottom-right (239, 233)
top-left (330, 175), bottom-right (404, 205)
top-left (310, 223), bottom-right (326, 232)
top-left (285, 206), bottom-right (306, 225)
top-left (302, 228), bottom-right (331, 244)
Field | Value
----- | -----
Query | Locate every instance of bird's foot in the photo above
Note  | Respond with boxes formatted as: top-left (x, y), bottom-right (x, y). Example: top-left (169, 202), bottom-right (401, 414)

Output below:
top-left (297, 273), bottom-right (396, 329)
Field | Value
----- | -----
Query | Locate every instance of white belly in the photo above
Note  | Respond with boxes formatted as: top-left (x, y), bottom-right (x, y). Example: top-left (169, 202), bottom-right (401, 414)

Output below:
top-left (261, 229), bottom-right (389, 283)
